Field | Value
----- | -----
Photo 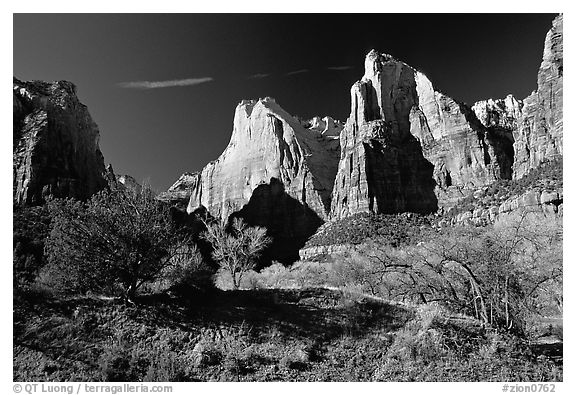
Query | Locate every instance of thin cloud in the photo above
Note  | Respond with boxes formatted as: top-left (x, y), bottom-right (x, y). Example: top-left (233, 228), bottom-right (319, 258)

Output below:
top-left (117, 77), bottom-right (214, 89)
top-left (285, 69), bottom-right (310, 76)
top-left (248, 73), bottom-right (271, 79)
top-left (327, 66), bottom-right (354, 71)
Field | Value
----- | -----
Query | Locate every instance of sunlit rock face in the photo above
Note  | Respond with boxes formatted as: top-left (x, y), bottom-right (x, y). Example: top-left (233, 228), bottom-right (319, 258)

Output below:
top-left (472, 95), bottom-right (523, 132)
top-left (330, 50), bottom-right (514, 219)
top-left (13, 78), bottom-right (107, 205)
top-left (183, 97), bottom-right (341, 261)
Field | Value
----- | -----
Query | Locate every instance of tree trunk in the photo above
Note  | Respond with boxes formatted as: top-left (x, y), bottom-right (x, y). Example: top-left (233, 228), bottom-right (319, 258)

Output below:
top-left (125, 278), bottom-right (138, 305)
top-left (504, 276), bottom-right (510, 329)
top-left (231, 269), bottom-right (239, 290)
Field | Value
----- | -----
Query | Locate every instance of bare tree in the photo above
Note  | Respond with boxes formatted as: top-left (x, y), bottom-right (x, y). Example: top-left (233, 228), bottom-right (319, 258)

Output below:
top-left (348, 212), bottom-right (562, 333)
top-left (201, 217), bottom-right (271, 289)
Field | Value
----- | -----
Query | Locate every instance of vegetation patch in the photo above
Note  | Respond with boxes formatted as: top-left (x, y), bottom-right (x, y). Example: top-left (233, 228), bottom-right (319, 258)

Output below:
top-left (304, 212), bottom-right (433, 249)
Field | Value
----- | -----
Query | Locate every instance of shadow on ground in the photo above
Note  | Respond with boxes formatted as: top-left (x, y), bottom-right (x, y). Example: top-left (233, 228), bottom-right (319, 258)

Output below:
top-left (135, 287), bottom-right (411, 342)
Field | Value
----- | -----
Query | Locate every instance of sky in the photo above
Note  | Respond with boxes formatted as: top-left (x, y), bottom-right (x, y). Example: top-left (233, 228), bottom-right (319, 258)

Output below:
top-left (13, 13), bottom-right (557, 191)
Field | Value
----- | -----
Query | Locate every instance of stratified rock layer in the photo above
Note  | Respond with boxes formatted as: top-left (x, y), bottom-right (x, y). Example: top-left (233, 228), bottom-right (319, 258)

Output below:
top-left (184, 97), bottom-right (341, 261)
top-left (13, 78), bottom-right (107, 204)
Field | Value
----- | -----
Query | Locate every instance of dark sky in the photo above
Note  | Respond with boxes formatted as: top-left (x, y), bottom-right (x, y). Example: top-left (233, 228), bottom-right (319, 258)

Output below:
top-left (13, 14), bottom-right (557, 191)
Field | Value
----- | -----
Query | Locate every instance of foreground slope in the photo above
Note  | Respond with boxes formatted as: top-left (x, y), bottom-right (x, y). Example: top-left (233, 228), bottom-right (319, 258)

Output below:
top-left (13, 287), bottom-right (561, 381)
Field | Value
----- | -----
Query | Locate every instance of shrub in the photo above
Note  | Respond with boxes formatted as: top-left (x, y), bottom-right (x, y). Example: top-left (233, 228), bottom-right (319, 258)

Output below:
top-left (304, 212), bottom-right (432, 248)
top-left (98, 341), bottom-right (180, 382)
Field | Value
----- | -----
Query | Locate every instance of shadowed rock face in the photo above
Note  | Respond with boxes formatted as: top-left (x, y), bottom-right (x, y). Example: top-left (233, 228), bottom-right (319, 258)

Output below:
top-left (231, 178), bottom-right (324, 263)
top-left (13, 78), bottom-right (107, 204)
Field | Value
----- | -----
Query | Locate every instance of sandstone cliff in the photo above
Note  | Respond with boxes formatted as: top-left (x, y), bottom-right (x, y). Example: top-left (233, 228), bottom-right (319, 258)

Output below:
top-left (330, 50), bottom-right (514, 220)
top-left (441, 186), bottom-right (562, 228)
top-left (13, 78), bottom-right (107, 204)
top-left (104, 164), bottom-right (143, 195)
top-left (180, 97), bottom-right (341, 261)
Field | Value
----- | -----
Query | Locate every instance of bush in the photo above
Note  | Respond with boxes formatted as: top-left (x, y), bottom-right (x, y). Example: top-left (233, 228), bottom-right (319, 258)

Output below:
top-left (13, 204), bottom-right (51, 290)
top-left (372, 308), bottom-right (562, 382)
top-left (98, 328), bottom-right (191, 382)
top-left (304, 212), bottom-right (432, 248)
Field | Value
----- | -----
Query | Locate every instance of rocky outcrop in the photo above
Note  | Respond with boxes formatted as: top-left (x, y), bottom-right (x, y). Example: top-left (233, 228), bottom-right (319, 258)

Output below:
top-left (103, 164), bottom-right (142, 196)
top-left (299, 243), bottom-right (353, 261)
top-left (472, 95), bottom-right (523, 132)
top-left (330, 50), bottom-right (513, 219)
top-left (183, 97), bottom-right (341, 261)
top-left (116, 174), bottom-right (141, 192)
top-left (13, 78), bottom-right (107, 204)
top-left (442, 187), bottom-right (563, 227)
